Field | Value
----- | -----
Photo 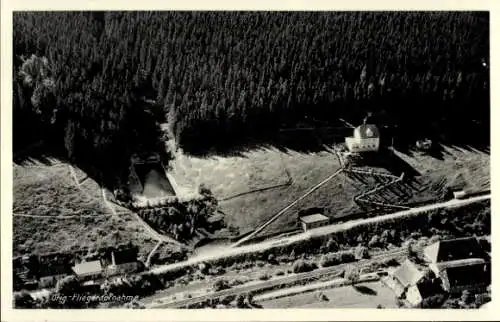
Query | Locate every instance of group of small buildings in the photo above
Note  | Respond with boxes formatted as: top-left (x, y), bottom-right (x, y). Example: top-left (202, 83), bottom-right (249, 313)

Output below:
top-left (14, 247), bottom-right (143, 291)
top-left (384, 237), bottom-right (491, 307)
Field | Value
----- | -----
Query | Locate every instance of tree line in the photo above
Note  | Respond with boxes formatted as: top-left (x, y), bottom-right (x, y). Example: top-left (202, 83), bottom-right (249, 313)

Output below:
top-left (13, 11), bottom-right (489, 184)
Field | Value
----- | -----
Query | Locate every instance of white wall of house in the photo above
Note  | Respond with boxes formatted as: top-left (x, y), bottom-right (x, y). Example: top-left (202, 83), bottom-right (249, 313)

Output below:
top-left (345, 137), bottom-right (380, 153)
top-left (406, 285), bottom-right (423, 307)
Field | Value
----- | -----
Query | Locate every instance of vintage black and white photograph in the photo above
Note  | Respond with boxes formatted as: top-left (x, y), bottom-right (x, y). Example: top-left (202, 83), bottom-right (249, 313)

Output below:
top-left (10, 10), bottom-right (491, 310)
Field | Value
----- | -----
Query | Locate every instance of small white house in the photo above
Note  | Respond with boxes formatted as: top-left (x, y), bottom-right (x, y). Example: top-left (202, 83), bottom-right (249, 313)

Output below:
top-left (345, 124), bottom-right (380, 153)
top-left (299, 213), bottom-right (330, 232)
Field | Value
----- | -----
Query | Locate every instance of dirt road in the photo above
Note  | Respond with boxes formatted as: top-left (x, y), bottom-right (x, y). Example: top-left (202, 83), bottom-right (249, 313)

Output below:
top-left (150, 194), bottom-right (489, 276)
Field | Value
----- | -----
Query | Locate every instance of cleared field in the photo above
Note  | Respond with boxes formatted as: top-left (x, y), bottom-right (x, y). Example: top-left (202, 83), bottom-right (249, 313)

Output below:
top-left (171, 143), bottom-right (489, 237)
top-left (171, 146), bottom-right (293, 198)
top-left (14, 165), bottom-right (108, 216)
top-left (171, 147), bottom-right (340, 234)
top-left (395, 145), bottom-right (490, 192)
top-left (259, 281), bottom-right (398, 308)
top-left (13, 164), bottom-right (158, 258)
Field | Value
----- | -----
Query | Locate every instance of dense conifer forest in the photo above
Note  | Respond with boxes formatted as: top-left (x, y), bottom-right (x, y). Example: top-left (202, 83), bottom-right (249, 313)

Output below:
top-left (13, 11), bottom-right (489, 187)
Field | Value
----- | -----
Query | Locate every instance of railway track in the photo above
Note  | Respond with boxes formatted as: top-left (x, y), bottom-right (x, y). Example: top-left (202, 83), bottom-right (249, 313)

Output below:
top-left (148, 249), bottom-right (406, 308)
top-left (149, 194), bottom-right (489, 277)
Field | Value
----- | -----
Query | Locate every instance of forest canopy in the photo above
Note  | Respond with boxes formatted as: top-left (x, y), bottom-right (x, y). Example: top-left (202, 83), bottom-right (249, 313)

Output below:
top-left (13, 11), bottom-right (489, 186)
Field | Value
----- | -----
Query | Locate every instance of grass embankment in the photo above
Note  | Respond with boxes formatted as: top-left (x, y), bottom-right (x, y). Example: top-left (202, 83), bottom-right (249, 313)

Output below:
top-left (13, 164), bottom-right (157, 258)
top-left (171, 143), bottom-right (489, 238)
top-left (259, 281), bottom-right (398, 308)
top-left (171, 147), bottom-right (340, 234)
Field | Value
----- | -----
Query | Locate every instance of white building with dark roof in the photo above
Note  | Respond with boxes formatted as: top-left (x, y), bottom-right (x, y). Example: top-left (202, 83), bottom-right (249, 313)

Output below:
top-left (345, 123), bottom-right (380, 153)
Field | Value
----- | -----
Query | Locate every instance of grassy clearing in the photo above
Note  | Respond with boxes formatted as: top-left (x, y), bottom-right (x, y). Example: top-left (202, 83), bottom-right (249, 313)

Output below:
top-left (259, 281), bottom-right (398, 308)
top-left (13, 164), bottom-right (158, 258)
top-left (172, 143), bottom-right (489, 237)
top-left (13, 165), bottom-right (108, 216)
top-left (171, 147), bottom-right (293, 198)
top-left (395, 145), bottom-right (490, 192)
top-left (172, 147), bottom-right (341, 234)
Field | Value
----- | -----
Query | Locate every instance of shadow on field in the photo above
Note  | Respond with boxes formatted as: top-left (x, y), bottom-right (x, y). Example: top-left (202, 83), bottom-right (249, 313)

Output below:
top-left (353, 285), bottom-right (378, 296)
top-left (13, 140), bottom-right (68, 166)
top-left (356, 148), bottom-right (421, 178)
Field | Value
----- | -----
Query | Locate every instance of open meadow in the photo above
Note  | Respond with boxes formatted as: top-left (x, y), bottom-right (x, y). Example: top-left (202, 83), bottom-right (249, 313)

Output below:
top-left (170, 142), bottom-right (490, 238)
top-left (13, 164), bottom-right (158, 259)
top-left (259, 281), bottom-right (398, 308)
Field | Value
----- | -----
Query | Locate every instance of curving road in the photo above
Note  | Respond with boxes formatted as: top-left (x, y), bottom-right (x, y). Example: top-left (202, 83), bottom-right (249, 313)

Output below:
top-left (150, 193), bottom-right (490, 276)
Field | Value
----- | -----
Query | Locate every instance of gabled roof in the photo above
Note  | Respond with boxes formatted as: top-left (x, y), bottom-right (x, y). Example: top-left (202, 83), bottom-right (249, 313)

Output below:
top-left (415, 278), bottom-right (444, 299)
top-left (392, 259), bottom-right (424, 287)
top-left (354, 124), bottom-right (380, 139)
top-left (435, 258), bottom-right (486, 271)
top-left (300, 213), bottom-right (329, 224)
top-left (112, 249), bottom-right (138, 265)
top-left (38, 263), bottom-right (72, 278)
top-left (423, 237), bottom-right (485, 263)
top-left (444, 262), bottom-right (491, 288)
top-left (72, 260), bottom-right (102, 276)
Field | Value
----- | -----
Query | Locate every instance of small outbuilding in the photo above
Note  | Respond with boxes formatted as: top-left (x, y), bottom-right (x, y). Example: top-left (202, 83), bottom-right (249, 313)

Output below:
top-left (299, 213), bottom-right (330, 232)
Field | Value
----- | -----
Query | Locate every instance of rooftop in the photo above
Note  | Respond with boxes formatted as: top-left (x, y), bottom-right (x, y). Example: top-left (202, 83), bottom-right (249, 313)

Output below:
top-left (38, 263), bottom-right (72, 278)
top-left (112, 249), bottom-right (139, 265)
top-left (392, 259), bottom-right (425, 287)
top-left (435, 258), bottom-right (486, 271)
top-left (424, 237), bottom-right (486, 263)
top-left (353, 124), bottom-right (380, 139)
top-left (415, 278), bottom-right (444, 299)
top-left (299, 213), bottom-right (330, 224)
top-left (72, 260), bottom-right (102, 276)
top-left (445, 262), bottom-right (491, 288)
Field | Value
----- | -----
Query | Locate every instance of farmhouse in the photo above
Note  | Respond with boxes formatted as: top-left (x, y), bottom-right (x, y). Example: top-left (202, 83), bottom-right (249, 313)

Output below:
top-left (405, 276), bottom-right (444, 307)
top-left (105, 249), bottom-right (142, 276)
top-left (38, 263), bottom-right (72, 288)
top-left (437, 261), bottom-right (491, 294)
top-left (384, 259), bottom-right (445, 307)
top-left (385, 259), bottom-right (425, 298)
top-left (345, 123), bottom-right (380, 153)
top-left (423, 237), bottom-right (491, 294)
top-left (423, 237), bottom-right (487, 263)
top-left (72, 260), bottom-right (103, 282)
top-left (299, 213), bottom-right (330, 232)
